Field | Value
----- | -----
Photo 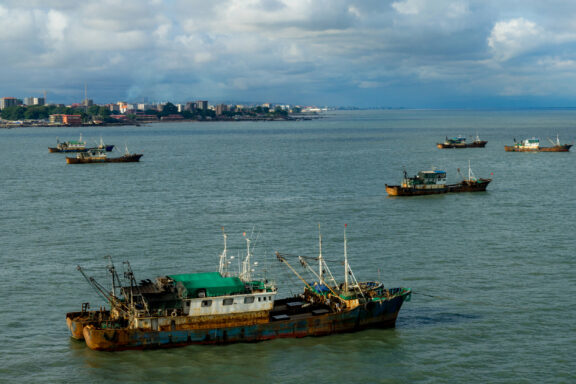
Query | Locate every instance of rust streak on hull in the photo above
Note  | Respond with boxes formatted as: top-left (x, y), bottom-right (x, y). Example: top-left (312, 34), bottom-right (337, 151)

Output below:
top-left (66, 309), bottom-right (111, 340)
top-left (80, 292), bottom-right (410, 351)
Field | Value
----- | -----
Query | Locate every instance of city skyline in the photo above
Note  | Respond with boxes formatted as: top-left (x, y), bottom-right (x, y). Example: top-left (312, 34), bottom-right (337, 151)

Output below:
top-left (2, 1), bottom-right (576, 108)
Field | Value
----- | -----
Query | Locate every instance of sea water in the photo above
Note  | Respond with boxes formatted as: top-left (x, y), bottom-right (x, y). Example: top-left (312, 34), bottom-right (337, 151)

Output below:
top-left (0, 110), bottom-right (574, 383)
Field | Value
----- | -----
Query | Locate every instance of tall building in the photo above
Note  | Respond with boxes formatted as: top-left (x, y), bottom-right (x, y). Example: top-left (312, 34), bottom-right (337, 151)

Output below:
top-left (0, 97), bottom-right (22, 109)
top-left (215, 104), bottom-right (229, 115)
top-left (196, 100), bottom-right (208, 110)
top-left (24, 97), bottom-right (46, 106)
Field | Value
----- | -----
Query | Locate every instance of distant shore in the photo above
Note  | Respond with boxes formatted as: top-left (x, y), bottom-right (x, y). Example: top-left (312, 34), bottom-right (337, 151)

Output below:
top-left (0, 114), bottom-right (322, 129)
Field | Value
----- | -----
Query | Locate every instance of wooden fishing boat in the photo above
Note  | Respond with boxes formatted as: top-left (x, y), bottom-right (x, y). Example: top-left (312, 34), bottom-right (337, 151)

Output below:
top-left (66, 229), bottom-right (411, 351)
top-left (66, 148), bottom-right (142, 164)
top-left (504, 136), bottom-right (572, 152)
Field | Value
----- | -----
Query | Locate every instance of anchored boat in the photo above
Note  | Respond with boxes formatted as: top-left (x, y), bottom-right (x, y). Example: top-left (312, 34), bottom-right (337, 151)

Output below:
top-left (66, 147), bottom-right (142, 164)
top-left (386, 169), bottom-right (449, 196)
top-left (49, 135), bottom-right (115, 153)
top-left (49, 135), bottom-right (87, 153)
top-left (66, 229), bottom-right (411, 351)
top-left (386, 164), bottom-right (491, 196)
top-left (437, 135), bottom-right (487, 149)
top-left (451, 161), bottom-right (492, 192)
top-left (504, 136), bottom-right (572, 152)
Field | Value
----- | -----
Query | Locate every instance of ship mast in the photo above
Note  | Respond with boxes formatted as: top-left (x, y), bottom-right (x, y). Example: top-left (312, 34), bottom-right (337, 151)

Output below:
top-left (218, 228), bottom-right (228, 276)
top-left (318, 224), bottom-right (324, 285)
top-left (241, 233), bottom-right (251, 282)
top-left (344, 224), bottom-right (348, 292)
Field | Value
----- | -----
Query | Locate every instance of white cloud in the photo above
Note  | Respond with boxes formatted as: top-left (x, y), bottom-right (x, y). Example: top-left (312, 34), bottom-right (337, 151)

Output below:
top-left (487, 18), bottom-right (545, 61)
top-left (392, 0), bottom-right (469, 18)
top-left (391, 0), bottom-right (423, 15)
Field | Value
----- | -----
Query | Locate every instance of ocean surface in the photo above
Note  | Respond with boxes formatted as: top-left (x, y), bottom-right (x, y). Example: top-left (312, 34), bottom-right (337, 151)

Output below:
top-left (0, 110), bottom-right (574, 383)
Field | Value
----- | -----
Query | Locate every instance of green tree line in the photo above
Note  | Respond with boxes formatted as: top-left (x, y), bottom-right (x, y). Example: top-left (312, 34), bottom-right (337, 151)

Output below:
top-left (0, 105), bottom-right (112, 122)
top-left (1, 102), bottom-right (291, 122)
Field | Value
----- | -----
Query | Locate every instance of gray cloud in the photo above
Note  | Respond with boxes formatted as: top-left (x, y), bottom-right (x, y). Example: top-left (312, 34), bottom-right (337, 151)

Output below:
top-left (2, 0), bottom-right (576, 107)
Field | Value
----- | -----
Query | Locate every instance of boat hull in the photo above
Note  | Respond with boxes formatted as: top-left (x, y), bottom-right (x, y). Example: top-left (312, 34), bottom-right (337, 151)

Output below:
top-left (504, 145), bottom-right (572, 152)
top-left (386, 185), bottom-right (448, 196)
top-left (82, 290), bottom-right (411, 351)
top-left (66, 154), bottom-right (143, 164)
top-left (437, 141), bottom-right (487, 149)
top-left (448, 178), bottom-right (492, 192)
top-left (467, 140), bottom-right (488, 148)
top-left (66, 309), bottom-right (111, 340)
top-left (386, 179), bottom-right (491, 196)
top-left (49, 145), bottom-right (114, 153)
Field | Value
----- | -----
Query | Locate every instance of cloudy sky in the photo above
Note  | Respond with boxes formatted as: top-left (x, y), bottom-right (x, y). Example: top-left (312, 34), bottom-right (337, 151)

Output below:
top-left (2, 0), bottom-right (576, 108)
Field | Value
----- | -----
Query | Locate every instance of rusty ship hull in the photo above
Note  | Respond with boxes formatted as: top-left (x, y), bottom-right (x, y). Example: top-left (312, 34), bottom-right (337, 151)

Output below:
top-left (66, 309), bottom-right (111, 340)
top-left (386, 179), bottom-right (491, 196)
top-left (385, 185), bottom-right (449, 196)
top-left (448, 178), bottom-right (492, 192)
top-left (66, 154), bottom-right (142, 164)
top-left (80, 290), bottom-right (410, 351)
top-left (504, 144), bottom-right (572, 152)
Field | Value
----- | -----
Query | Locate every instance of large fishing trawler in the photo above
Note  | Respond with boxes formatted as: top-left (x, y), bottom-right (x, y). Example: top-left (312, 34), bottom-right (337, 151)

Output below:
top-left (504, 136), bottom-right (572, 152)
top-left (66, 228), bottom-right (411, 351)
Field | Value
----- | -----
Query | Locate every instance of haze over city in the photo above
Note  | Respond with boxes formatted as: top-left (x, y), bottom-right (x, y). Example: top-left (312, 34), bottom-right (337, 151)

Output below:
top-left (2, 0), bottom-right (576, 108)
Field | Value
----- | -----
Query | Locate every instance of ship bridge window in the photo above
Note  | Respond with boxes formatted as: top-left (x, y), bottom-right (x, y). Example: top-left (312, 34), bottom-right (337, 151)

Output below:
top-left (223, 298), bottom-right (234, 306)
top-left (244, 296), bottom-right (255, 304)
top-left (201, 300), bottom-right (212, 307)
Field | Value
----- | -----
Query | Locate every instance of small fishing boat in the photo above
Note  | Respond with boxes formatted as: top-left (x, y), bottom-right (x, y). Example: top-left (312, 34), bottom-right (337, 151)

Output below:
top-left (49, 135), bottom-right (87, 153)
top-left (386, 169), bottom-right (449, 196)
top-left (66, 228), bottom-right (411, 351)
top-left (449, 161), bottom-right (492, 192)
top-left (66, 147), bottom-right (142, 164)
top-left (504, 136), bottom-right (572, 152)
top-left (49, 136), bottom-right (115, 153)
top-left (386, 164), bottom-right (491, 196)
top-left (437, 135), bottom-right (487, 149)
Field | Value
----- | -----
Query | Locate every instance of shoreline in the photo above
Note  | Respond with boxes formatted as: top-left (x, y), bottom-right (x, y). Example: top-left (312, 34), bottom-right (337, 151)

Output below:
top-left (0, 115), bottom-right (322, 129)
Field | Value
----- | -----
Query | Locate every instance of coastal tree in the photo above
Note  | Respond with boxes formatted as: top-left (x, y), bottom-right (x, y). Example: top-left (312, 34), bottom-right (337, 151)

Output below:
top-left (160, 102), bottom-right (178, 116)
top-left (1, 106), bottom-right (25, 120)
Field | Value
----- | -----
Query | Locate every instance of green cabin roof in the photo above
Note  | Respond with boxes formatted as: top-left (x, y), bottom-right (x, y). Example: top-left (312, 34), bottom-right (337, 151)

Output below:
top-left (169, 272), bottom-right (247, 298)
